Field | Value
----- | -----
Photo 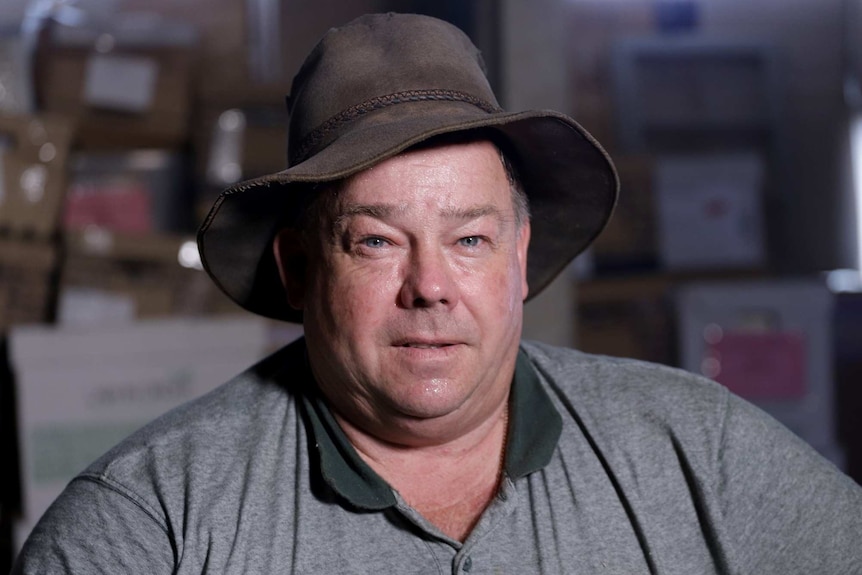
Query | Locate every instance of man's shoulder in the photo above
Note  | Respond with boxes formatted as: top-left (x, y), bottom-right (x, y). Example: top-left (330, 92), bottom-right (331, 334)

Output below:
top-left (16, 339), bottom-right (315, 572)
top-left (81, 338), bottom-right (309, 492)
top-left (519, 340), bottom-right (730, 433)
top-left (520, 339), bottom-right (724, 396)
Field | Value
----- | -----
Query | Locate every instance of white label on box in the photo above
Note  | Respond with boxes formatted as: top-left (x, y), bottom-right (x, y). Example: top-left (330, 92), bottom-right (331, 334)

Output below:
top-left (83, 54), bottom-right (158, 113)
top-left (655, 153), bottom-right (766, 270)
top-left (57, 287), bottom-right (137, 327)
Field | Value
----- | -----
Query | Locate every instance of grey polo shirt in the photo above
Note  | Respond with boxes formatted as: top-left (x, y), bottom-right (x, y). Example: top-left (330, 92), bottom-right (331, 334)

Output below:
top-left (13, 338), bottom-right (862, 574)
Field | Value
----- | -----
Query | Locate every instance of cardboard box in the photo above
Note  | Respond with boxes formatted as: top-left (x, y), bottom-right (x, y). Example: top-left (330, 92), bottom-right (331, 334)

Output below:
top-left (58, 229), bottom-right (244, 325)
top-left (63, 150), bottom-right (187, 235)
top-left (576, 274), bottom-right (676, 365)
top-left (0, 155), bottom-right (67, 239)
top-left (193, 105), bottom-right (289, 223)
top-left (0, 114), bottom-right (74, 239)
top-left (196, 106), bottom-right (288, 186)
top-left (592, 155), bottom-right (657, 271)
top-left (676, 279), bottom-right (837, 452)
top-left (119, 0), bottom-right (261, 105)
top-left (654, 153), bottom-right (767, 271)
top-left (0, 239), bottom-right (59, 330)
top-left (0, 114), bottom-right (74, 168)
top-left (37, 26), bottom-right (196, 149)
top-left (565, 0), bottom-right (653, 155)
top-left (609, 38), bottom-right (778, 154)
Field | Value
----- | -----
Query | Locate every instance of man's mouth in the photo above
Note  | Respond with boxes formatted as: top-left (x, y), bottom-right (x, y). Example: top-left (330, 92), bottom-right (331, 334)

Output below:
top-left (395, 339), bottom-right (458, 349)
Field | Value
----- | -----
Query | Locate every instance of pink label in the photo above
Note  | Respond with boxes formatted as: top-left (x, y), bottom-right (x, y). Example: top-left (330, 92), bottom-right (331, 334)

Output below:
top-left (64, 182), bottom-right (152, 233)
top-left (705, 331), bottom-right (807, 400)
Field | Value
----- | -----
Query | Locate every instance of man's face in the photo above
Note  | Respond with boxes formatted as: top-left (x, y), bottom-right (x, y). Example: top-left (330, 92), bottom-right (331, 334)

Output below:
top-left (287, 140), bottom-right (530, 443)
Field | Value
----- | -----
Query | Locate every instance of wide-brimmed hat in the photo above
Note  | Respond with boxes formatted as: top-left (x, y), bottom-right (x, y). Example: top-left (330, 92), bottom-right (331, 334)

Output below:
top-left (197, 12), bottom-right (618, 323)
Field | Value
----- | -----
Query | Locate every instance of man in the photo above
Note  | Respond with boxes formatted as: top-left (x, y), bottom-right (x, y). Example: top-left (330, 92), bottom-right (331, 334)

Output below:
top-left (13, 12), bottom-right (862, 574)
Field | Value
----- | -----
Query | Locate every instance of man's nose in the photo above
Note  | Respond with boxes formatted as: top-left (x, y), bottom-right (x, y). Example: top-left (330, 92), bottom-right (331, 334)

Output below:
top-left (398, 246), bottom-right (459, 309)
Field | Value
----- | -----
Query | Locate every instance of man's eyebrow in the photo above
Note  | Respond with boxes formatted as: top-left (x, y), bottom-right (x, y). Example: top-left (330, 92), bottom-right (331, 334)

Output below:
top-left (333, 204), bottom-right (395, 231)
top-left (440, 205), bottom-right (504, 221)
top-left (332, 203), bottom-right (507, 231)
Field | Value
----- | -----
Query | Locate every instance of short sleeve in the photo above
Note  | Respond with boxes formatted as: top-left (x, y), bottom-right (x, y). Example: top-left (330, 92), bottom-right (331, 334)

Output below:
top-left (12, 476), bottom-right (175, 574)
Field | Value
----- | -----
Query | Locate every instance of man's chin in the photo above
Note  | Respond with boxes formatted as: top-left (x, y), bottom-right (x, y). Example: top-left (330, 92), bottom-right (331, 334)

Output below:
top-left (371, 386), bottom-right (495, 437)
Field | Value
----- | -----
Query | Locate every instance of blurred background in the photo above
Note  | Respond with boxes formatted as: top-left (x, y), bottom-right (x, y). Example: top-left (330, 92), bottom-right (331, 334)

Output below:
top-left (1, 0), bottom-right (861, 568)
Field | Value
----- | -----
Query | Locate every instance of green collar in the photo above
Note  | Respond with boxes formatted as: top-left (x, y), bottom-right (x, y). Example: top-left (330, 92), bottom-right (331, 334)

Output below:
top-left (300, 343), bottom-right (563, 510)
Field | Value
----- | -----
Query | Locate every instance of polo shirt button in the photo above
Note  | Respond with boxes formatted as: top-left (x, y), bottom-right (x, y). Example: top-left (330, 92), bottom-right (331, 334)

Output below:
top-left (463, 556), bottom-right (473, 572)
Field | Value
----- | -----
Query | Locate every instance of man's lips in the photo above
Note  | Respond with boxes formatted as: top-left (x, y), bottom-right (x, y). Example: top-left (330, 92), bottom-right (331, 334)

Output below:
top-left (392, 339), bottom-right (461, 349)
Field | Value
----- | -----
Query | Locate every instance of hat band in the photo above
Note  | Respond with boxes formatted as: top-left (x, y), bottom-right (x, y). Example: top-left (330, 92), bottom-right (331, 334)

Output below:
top-left (290, 89), bottom-right (503, 165)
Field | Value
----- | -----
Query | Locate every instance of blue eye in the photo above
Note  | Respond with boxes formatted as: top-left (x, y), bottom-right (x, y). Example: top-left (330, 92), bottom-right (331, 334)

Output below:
top-left (362, 237), bottom-right (386, 248)
top-left (459, 236), bottom-right (482, 247)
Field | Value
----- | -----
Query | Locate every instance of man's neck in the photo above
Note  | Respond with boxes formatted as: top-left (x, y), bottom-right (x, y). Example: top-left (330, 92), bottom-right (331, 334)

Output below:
top-left (333, 398), bottom-right (510, 542)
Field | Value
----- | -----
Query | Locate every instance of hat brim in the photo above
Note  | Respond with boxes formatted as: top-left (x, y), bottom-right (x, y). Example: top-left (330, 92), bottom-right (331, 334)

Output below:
top-left (197, 103), bottom-right (618, 323)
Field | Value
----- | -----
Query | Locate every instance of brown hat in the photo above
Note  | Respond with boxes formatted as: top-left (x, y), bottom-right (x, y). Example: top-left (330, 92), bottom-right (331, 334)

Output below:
top-left (197, 12), bottom-right (618, 323)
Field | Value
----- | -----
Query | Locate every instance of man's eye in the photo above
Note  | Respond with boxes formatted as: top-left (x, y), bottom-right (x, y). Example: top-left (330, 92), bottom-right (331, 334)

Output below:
top-left (458, 236), bottom-right (482, 247)
top-left (362, 237), bottom-right (387, 248)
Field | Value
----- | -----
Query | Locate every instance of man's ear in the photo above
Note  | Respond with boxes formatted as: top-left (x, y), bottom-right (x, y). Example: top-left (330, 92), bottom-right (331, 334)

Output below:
top-left (272, 229), bottom-right (308, 310)
top-left (517, 220), bottom-right (531, 301)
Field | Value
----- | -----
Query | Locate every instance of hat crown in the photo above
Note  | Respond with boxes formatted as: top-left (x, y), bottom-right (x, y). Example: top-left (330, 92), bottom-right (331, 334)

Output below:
top-left (287, 13), bottom-right (500, 165)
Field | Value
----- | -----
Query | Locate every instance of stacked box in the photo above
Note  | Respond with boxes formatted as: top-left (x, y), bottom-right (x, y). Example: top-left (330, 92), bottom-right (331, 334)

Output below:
top-left (0, 114), bottom-right (73, 330)
top-left (63, 150), bottom-right (188, 235)
top-left (0, 114), bottom-right (74, 240)
top-left (591, 155), bottom-right (658, 271)
top-left (654, 153), bottom-right (767, 272)
top-left (193, 106), bottom-right (288, 220)
top-left (58, 230), bottom-right (242, 326)
top-left (36, 23), bottom-right (197, 150)
top-left (676, 279), bottom-right (842, 466)
top-left (128, 0), bottom-right (384, 106)
top-left (565, 0), bottom-right (653, 154)
top-left (0, 239), bottom-right (58, 330)
top-left (576, 274), bottom-right (676, 366)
